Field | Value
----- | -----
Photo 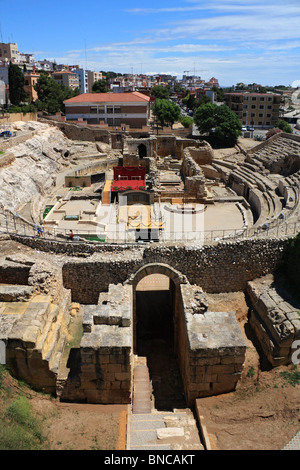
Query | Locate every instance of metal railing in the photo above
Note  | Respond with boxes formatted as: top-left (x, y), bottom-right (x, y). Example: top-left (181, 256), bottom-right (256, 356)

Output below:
top-left (1, 209), bottom-right (299, 247)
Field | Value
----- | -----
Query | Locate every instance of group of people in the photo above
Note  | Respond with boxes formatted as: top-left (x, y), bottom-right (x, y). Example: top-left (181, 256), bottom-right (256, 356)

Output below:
top-left (34, 225), bottom-right (75, 241)
top-left (35, 225), bottom-right (75, 240)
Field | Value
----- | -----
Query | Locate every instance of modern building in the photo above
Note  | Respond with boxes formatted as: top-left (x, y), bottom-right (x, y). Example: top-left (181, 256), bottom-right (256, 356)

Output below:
top-left (225, 92), bottom-right (282, 128)
top-left (87, 71), bottom-right (103, 92)
top-left (72, 68), bottom-right (89, 94)
top-left (0, 42), bottom-right (19, 62)
top-left (52, 71), bottom-right (80, 90)
top-left (63, 91), bottom-right (151, 128)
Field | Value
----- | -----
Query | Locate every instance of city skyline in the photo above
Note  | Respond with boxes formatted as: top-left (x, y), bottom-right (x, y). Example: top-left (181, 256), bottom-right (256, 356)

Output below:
top-left (0, 0), bottom-right (300, 87)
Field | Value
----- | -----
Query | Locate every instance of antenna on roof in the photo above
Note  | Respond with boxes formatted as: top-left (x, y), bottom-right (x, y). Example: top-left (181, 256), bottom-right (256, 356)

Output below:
top-left (85, 40), bottom-right (87, 70)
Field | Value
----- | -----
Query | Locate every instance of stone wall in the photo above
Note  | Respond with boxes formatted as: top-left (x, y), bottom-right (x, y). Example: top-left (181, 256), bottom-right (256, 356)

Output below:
top-left (8, 235), bottom-right (287, 300)
top-left (58, 238), bottom-right (287, 305)
top-left (179, 284), bottom-right (246, 404)
top-left (0, 112), bottom-right (38, 124)
top-left (0, 130), bottom-right (39, 152)
top-left (42, 119), bottom-right (112, 145)
top-left (247, 275), bottom-right (300, 366)
top-left (182, 147), bottom-right (208, 200)
top-left (59, 284), bottom-right (132, 404)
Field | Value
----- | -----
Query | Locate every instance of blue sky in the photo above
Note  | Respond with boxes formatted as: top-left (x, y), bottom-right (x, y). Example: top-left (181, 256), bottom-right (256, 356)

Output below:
top-left (1, 0), bottom-right (300, 86)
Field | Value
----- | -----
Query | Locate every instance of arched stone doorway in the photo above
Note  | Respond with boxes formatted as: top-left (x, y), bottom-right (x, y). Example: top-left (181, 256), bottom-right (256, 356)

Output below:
top-left (128, 263), bottom-right (187, 410)
top-left (138, 143), bottom-right (147, 159)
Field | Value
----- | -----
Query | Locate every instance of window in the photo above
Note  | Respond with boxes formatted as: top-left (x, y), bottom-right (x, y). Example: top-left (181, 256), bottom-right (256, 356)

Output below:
top-left (252, 96), bottom-right (257, 101)
top-left (267, 114), bottom-right (271, 118)
top-left (90, 107), bottom-right (98, 114)
top-left (260, 97), bottom-right (265, 101)
top-left (259, 113), bottom-right (263, 117)
top-left (259, 105), bottom-right (264, 109)
top-left (251, 105), bottom-right (256, 109)
top-left (114, 107), bottom-right (121, 114)
top-left (98, 106), bottom-right (105, 115)
top-left (243, 105), bottom-right (248, 109)
top-left (107, 107), bottom-right (114, 114)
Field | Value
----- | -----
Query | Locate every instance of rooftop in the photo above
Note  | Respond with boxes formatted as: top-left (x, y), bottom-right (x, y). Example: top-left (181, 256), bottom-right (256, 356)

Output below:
top-left (64, 91), bottom-right (151, 105)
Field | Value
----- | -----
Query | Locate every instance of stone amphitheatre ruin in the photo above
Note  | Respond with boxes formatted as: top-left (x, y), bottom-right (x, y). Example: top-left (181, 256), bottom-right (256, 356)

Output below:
top-left (0, 119), bottom-right (299, 426)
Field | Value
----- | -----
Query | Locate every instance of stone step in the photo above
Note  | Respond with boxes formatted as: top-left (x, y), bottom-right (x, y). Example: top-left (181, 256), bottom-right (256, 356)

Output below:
top-left (8, 300), bottom-right (51, 348)
top-left (0, 285), bottom-right (33, 302)
top-left (132, 365), bottom-right (152, 414)
top-left (127, 409), bottom-right (204, 451)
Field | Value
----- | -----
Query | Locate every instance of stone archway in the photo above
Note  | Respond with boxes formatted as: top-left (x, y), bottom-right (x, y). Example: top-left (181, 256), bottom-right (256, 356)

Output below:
top-left (138, 143), bottom-right (147, 159)
top-left (128, 263), bottom-right (187, 353)
top-left (128, 263), bottom-right (187, 410)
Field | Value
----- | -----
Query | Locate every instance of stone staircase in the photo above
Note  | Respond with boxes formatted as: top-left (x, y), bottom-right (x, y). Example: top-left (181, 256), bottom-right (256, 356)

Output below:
top-left (132, 359), bottom-right (152, 414)
top-left (128, 356), bottom-right (204, 451)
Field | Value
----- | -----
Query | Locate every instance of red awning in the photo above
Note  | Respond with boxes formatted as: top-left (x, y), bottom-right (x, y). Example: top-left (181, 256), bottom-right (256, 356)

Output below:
top-left (111, 180), bottom-right (145, 192)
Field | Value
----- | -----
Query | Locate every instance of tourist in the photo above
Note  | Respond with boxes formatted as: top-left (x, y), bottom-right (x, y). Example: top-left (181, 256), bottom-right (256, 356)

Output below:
top-left (69, 230), bottom-right (74, 241)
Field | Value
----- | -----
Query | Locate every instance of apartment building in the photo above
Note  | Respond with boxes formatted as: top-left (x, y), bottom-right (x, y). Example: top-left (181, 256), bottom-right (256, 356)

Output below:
top-left (225, 92), bottom-right (281, 128)
top-left (87, 71), bottom-right (103, 92)
top-left (72, 68), bottom-right (89, 94)
top-left (0, 42), bottom-right (19, 62)
top-left (24, 72), bottom-right (40, 101)
top-left (63, 91), bottom-right (150, 128)
top-left (52, 71), bottom-right (80, 90)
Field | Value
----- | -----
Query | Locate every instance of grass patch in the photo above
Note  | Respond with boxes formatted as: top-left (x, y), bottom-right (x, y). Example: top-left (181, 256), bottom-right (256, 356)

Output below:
top-left (0, 396), bottom-right (45, 450)
top-left (280, 366), bottom-right (300, 387)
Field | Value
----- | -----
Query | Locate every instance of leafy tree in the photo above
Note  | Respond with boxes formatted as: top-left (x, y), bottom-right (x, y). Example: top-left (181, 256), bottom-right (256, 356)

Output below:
top-left (180, 116), bottom-right (193, 128)
top-left (8, 62), bottom-right (28, 106)
top-left (92, 79), bottom-right (108, 93)
top-left (194, 102), bottom-right (242, 147)
top-left (182, 92), bottom-right (196, 110)
top-left (152, 99), bottom-right (181, 129)
top-left (276, 120), bottom-right (293, 134)
top-left (34, 72), bottom-right (80, 114)
top-left (151, 85), bottom-right (170, 100)
top-left (212, 86), bottom-right (225, 102)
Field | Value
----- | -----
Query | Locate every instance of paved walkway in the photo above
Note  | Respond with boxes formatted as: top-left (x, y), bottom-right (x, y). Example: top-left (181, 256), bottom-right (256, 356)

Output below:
top-left (127, 358), bottom-right (204, 451)
top-left (127, 410), bottom-right (204, 451)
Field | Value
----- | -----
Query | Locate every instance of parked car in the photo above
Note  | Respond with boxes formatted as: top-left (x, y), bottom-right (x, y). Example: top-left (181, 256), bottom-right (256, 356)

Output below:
top-left (247, 126), bottom-right (254, 131)
top-left (241, 126), bottom-right (247, 131)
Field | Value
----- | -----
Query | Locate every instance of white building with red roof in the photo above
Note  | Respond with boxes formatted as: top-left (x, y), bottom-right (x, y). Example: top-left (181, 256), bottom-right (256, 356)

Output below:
top-left (63, 91), bottom-right (151, 128)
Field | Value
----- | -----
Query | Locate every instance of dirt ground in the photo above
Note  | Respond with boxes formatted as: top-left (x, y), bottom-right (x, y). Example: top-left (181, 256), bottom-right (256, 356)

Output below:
top-left (200, 292), bottom-right (300, 451)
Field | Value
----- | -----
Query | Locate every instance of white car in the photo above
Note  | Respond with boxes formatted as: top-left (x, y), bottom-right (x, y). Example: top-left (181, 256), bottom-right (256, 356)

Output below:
top-left (241, 126), bottom-right (247, 131)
